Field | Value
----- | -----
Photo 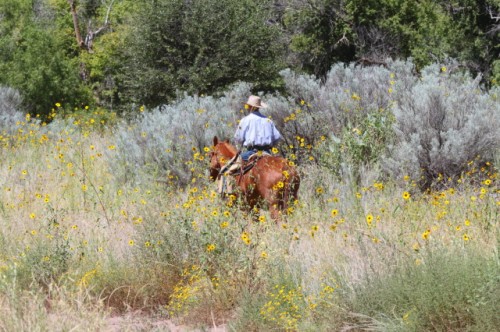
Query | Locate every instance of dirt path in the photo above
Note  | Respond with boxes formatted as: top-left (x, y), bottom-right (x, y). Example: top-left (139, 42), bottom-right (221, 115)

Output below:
top-left (104, 315), bottom-right (228, 332)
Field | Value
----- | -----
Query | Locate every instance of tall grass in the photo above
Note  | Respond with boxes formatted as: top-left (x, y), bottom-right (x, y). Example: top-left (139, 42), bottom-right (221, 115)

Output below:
top-left (344, 248), bottom-right (499, 332)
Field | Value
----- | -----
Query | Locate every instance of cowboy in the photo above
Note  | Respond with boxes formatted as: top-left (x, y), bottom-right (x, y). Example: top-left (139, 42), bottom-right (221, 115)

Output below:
top-left (234, 95), bottom-right (282, 161)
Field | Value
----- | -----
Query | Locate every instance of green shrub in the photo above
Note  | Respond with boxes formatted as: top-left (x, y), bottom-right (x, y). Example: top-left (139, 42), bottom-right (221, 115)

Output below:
top-left (0, 17), bottom-right (92, 119)
top-left (345, 249), bottom-right (499, 331)
top-left (317, 109), bottom-right (394, 179)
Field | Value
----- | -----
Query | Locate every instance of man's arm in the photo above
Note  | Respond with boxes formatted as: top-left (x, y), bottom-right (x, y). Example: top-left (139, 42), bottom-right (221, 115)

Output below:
top-left (234, 118), bottom-right (247, 145)
top-left (271, 123), bottom-right (282, 145)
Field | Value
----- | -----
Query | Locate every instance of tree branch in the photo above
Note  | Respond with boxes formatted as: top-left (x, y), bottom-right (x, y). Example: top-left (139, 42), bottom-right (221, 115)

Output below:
top-left (486, 5), bottom-right (500, 36)
top-left (335, 32), bottom-right (349, 46)
top-left (487, 5), bottom-right (500, 21)
top-left (84, 0), bottom-right (115, 52)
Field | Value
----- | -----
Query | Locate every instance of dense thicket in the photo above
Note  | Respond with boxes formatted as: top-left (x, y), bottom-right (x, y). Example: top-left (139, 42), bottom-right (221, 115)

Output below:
top-left (0, 0), bottom-right (498, 116)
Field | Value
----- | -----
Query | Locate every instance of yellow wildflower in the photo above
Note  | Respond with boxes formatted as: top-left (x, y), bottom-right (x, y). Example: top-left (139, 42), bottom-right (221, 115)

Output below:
top-left (241, 232), bottom-right (251, 245)
top-left (366, 214), bottom-right (374, 226)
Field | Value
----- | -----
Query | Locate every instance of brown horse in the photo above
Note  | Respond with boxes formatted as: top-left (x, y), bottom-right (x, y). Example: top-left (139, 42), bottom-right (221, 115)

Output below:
top-left (209, 136), bottom-right (300, 220)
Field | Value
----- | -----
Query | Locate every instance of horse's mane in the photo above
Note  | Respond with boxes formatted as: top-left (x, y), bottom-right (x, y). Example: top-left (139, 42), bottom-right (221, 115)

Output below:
top-left (217, 141), bottom-right (238, 157)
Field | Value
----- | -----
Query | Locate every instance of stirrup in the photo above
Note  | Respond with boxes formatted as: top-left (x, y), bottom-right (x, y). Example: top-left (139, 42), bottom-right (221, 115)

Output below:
top-left (218, 174), bottom-right (235, 195)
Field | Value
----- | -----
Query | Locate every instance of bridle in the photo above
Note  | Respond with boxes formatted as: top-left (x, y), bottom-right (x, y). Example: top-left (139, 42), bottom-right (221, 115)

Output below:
top-left (210, 146), bottom-right (240, 180)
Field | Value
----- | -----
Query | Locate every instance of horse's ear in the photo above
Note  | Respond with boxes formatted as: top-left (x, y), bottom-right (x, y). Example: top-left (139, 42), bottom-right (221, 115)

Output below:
top-left (213, 136), bottom-right (218, 146)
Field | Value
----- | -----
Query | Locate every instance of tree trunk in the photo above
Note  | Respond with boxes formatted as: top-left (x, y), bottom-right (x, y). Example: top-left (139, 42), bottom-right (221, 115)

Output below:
top-left (67, 0), bottom-right (85, 49)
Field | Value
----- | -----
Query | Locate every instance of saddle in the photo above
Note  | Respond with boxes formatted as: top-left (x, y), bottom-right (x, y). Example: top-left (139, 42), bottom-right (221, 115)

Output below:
top-left (217, 151), bottom-right (271, 195)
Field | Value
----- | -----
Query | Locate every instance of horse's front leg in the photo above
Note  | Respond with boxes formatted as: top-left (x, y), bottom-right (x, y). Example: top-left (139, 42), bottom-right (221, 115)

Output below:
top-left (269, 203), bottom-right (282, 222)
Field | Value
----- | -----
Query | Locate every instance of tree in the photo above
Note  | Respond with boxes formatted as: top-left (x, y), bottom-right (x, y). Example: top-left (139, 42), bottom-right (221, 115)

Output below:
top-left (284, 0), bottom-right (356, 77)
top-left (121, 0), bottom-right (286, 109)
top-left (348, 0), bottom-right (499, 77)
top-left (0, 0), bottom-right (91, 118)
top-left (284, 0), bottom-right (499, 81)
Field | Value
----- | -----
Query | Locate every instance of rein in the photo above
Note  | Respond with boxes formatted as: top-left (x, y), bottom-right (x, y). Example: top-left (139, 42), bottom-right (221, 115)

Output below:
top-left (213, 142), bottom-right (266, 196)
top-left (217, 151), bottom-right (240, 178)
top-left (215, 149), bottom-right (261, 178)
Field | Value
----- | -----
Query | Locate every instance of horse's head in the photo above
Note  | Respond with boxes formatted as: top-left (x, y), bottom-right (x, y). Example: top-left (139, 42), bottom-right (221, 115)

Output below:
top-left (209, 136), bottom-right (237, 181)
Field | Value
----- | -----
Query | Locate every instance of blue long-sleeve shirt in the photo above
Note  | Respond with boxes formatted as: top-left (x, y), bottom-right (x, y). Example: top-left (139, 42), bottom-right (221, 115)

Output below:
top-left (234, 111), bottom-right (282, 147)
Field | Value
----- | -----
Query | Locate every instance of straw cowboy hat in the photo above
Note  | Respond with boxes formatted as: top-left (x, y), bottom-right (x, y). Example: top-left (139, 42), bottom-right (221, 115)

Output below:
top-left (245, 95), bottom-right (268, 109)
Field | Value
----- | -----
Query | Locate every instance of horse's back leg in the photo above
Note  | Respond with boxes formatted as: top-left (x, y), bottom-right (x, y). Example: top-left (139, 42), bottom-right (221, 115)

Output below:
top-left (283, 178), bottom-right (299, 206)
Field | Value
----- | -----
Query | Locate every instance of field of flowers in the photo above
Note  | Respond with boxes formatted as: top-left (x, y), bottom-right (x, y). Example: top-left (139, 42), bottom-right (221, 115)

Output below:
top-left (0, 61), bottom-right (498, 331)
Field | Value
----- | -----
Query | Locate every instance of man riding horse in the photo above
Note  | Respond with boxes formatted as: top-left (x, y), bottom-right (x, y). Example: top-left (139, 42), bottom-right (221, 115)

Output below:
top-left (210, 96), bottom-right (299, 220)
top-left (218, 95), bottom-right (282, 191)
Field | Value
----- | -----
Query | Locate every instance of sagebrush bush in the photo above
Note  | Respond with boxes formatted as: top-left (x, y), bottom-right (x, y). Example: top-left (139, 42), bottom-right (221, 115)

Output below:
top-left (109, 82), bottom-right (252, 185)
top-left (275, 60), bottom-right (499, 189)
top-left (272, 63), bottom-right (395, 160)
top-left (267, 61), bottom-right (414, 180)
top-left (0, 86), bottom-right (24, 132)
top-left (106, 60), bottom-right (499, 189)
top-left (384, 62), bottom-right (500, 190)
top-left (278, 62), bottom-right (393, 133)
top-left (108, 61), bottom-right (401, 185)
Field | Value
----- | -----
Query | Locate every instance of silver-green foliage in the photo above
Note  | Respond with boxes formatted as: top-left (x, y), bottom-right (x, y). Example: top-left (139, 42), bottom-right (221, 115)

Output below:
top-left (0, 86), bottom-right (24, 132)
top-left (272, 62), bottom-right (397, 170)
top-left (109, 60), bottom-right (499, 189)
top-left (384, 63), bottom-right (500, 189)
top-left (110, 83), bottom-right (252, 184)
top-left (277, 62), bottom-right (393, 138)
top-left (277, 60), bottom-right (499, 188)
top-left (109, 60), bottom-right (410, 185)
